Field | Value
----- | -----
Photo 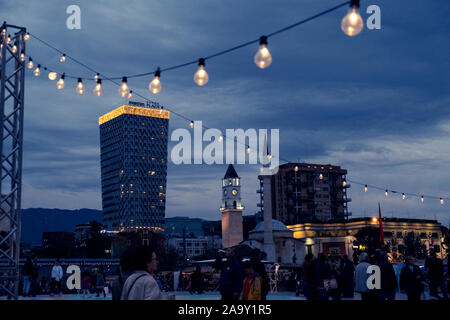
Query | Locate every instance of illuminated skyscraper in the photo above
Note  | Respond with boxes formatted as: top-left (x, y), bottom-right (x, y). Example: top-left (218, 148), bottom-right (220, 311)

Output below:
top-left (99, 103), bottom-right (169, 232)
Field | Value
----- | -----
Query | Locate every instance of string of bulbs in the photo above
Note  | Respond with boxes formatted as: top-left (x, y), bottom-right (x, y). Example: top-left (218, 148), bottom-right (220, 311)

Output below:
top-left (5, 1), bottom-right (447, 208)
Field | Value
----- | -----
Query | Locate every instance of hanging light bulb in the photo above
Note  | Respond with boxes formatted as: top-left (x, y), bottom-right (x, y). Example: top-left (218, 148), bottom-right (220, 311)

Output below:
top-left (254, 36), bottom-right (272, 69)
top-left (118, 76), bottom-right (130, 97)
top-left (27, 57), bottom-right (34, 69)
top-left (364, 184), bottom-right (368, 192)
top-left (319, 173), bottom-right (323, 180)
top-left (33, 64), bottom-right (41, 77)
top-left (385, 190), bottom-right (389, 197)
top-left (1, 28), bottom-right (6, 37)
top-left (246, 145), bottom-right (251, 154)
top-left (294, 166), bottom-right (299, 172)
top-left (189, 121), bottom-right (194, 129)
top-left (76, 78), bottom-right (85, 95)
top-left (11, 42), bottom-right (17, 53)
top-left (343, 181), bottom-right (347, 187)
top-left (149, 68), bottom-right (162, 94)
top-left (218, 135), bottom-right (223, 142)
top-left (128, 90), bottom-right (133, 99)
top-left (440, 198), bottom-right (444, 205)
top-left (93, 79), bottom-right (103, 97)
top-left (60, 54), bottom-right (66, 63)
top-left (341, 0), bottom-right (364, 37)
top-left (24, 33), bottom-right (30, 41)
top-left (7, 35), bottom-right (11, 45)
top-left (48, 71), bottom-right (58, 80)
top-left (420, 196), bottom-right (424, 203)
top-left (402, 193), bottom-right (406, 200)
top-left (193, 58), bottom-right (209, 86)
top-left (20, 51), bottom-right (25, 62)
top-left (94, 73), bottom-right (100, 81)
top-left (56, 74), bottom-right (65, 90)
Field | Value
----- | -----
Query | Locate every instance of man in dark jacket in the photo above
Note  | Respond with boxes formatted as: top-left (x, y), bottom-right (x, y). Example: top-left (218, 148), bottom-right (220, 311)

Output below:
top-left (213, 248), bottom-right (243, 301)
top-left (340, 254), bottom-right (355, 298)
top-left (378, 252), bottom-right (397, 300)
top-left (425, 249), bottom-right (448, 299)
top-left (400, 256), bottom-right (423, 301)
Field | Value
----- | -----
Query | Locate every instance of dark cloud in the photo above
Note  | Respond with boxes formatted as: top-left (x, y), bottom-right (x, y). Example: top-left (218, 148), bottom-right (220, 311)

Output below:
top-left (1, 0), bottom-right (449, 224)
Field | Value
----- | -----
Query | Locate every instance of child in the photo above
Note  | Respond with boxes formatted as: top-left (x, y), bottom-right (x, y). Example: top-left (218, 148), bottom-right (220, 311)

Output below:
top-left (241, 262), bottom-right (262, 300)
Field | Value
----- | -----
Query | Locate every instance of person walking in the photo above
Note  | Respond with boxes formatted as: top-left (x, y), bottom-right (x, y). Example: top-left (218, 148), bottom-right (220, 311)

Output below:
top-left (340, 254), bottom-right (355, 298)
top-left (355, 252), bottom-right (374, 301)
top-left (112, 248), bottom-right (135, 300)
top-left (400, 256), bottom-right (424, 301)
top-left (241, 262), bottom-right (262, 300)
top-left (315, 253), bottom-right (332, 300)
top-left (189, 265), bottom-right (204, 294)
top-left (30, 256), bottom-right (39, 297)
top-left (121, 246), bottom-right (175, 300)
top-left (213, 248), bottom-right (243, 301)
top-left (250, 249), bottom-right (269, 300)
top-left (50, 259), bottom-right (63, 296)
top-left (425, 249), bottom-right (448, 300)
top-left (95, 267), bottom-right (107, 297)
top-left (300, 253), bottom-right (316, 300)
top-left (80, 271), bottom-right (91, 298)
top-left (22, 257), bottom-right (33, 296)
top-left (378, 252), bottom-right (397, 300)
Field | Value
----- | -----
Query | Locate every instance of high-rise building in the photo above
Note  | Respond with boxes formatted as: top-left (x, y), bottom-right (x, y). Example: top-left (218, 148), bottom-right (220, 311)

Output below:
top-left (99, 103), bottom-right (170, 232)
top-left (258, 163), bottom-right (350, 225)
top-left (220, 164), bottom-right (244, 248)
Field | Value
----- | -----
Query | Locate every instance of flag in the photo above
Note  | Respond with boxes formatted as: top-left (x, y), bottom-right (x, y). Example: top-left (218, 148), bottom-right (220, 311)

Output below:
top-left (378, 202), bottom-right (384, 245)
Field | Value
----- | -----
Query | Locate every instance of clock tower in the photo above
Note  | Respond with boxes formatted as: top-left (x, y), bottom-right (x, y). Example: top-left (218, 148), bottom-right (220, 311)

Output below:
top-left (220, 164), bottom-right (244, 248)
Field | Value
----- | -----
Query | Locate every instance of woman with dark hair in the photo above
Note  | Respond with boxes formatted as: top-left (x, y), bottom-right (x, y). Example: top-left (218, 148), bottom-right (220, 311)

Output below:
top-left (121, 246), bottom-right (175, 300)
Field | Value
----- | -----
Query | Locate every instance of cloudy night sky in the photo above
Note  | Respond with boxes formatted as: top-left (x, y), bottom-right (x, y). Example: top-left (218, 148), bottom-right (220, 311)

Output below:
top-left (1, 0), bottom-right (449, 224)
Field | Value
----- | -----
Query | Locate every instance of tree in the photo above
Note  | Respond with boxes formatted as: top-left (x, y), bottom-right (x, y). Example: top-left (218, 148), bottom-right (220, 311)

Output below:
top-left (401, 232), bottom-right (427, 259)
top-left (354, 227), bottom-right (381, 256)
top-left (87, 220), bottom-right (105, 258)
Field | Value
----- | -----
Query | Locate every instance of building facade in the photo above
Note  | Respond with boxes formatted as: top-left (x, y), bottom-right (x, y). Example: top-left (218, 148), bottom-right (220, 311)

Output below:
top-left (220, 164), bottom-right (244, 248)
top-left (258, 163), bottom-right (350, 224)
top-left (99, 104), bottom-right (170, 232)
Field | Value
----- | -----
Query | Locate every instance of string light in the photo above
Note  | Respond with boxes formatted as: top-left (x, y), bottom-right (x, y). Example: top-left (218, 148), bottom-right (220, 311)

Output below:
top-left (402, 193), bottom-right (406, 200)
top-left (319, 173), bottom-right (323, 180)
top-left (94, 73), bottom-right (100, 81)
top-left (128, 90), bottom-right (133, 99)
top-left (342, 181), bottom-right (347, 187)
top-left (1, 28), bottom-right (6, 37)
top-left (218, 135), bottom-right (223, 142)
top-left (385, 190), bottom-right (389, 197)
top-left (11, 42), bottom-right (17, 53)
top-left (60, 54), bottom-right (66, 63)
top-left (149, 68), bottom-right (162, 94)
top-left (56, 73), bottom-right (65, 89)
top-left (189, 121), bottom-right (194, 129)
top-left (420, 196), bottom-right (424, 203)
top-left (20, 51), bottom-right (25, 62)
top-left (254, 36), bottom-right (272, 69)
top-left (24, 32), bottom-right (30, 41)
top-left (364, 184), bottom-right (368, 192)
top-left (118, 76), bottom-right (130, 97)
top-left (48, 72), bottom-right (58, 80)
top-left (27, 57), bottom-right (34, 69)
top-left (246, 145), bottom-right (251, 154)
top-left (76, 78), bottom-right (85, 95)
top-left (6, 35), bottom-right (11, 45)
top-left (33, 64), bottom-right (41, 77)
top-left (93, 79), bottom-right (103, 97)
top-left (294, 166), bottom-right (299, 172)
top-left (193, 58), bottom-right (209, 86)
top-left (341, 0), bottom-right (363, 36)
top-left (440, 198), bottom-right (444, 205)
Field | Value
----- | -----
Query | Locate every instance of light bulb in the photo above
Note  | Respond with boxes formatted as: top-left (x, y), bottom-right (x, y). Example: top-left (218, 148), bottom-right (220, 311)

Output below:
top-left (246, 146), bottom-right (251, 154)
top-left (218, 135), bottom-right (223, 142)
top-left (60, 54), bottom-right (66, 63)
top-left (402, 193), bottom-right (406, 200)
top-left (76, 78), bottom-right (85, 95)
top-left (421, 196), bottom-right (424, 203)
top-left (343, 181), bottom-right (347, 187)
top-left (94, 73), bottom-right (100, 81)
top-left (385, 190), bottom-right (389, 197)
top-left (1, 29), bottom-right (6, 37)
top-left (48, 72), bottom-right (58, 80)
top-left (7, 35), bottom-right (11, 45)
top-left (128, 90), bottom-right (133, 99)
top-left (319, 173), bottom-right (323, 180)
top-left (254, 36), bottom-right (272, 69)
top-left (341, 1), bottom-right (364, 37)
top-left (27, 58), bottom-right (34, 69)
top-left (189, 121), bottom-right (194, 129)
top-left (24, 33), bottom-right (30, 41)
top-left (20, 52), bottom-right (25, 62)
top-left (118, 76), bottom-right (130, 97)
top-left (56, 74), bottom-right (65, 90)
top-left (440, 198), bottom-right (444, 205)
top-left (364, 185), bottom-right (368, 192)
top-left (194, 58), bottom-right (209, 86)
top-left (11, 43), bottom-right (17, 53)
top-left (93, 79), bottom-right (103, 96)
top-left (294, 166), bottom-right (299, 172)
top-left (149, 69), bottom-right (162, 94)
top-left (33, 64), bottom-right (41, 77)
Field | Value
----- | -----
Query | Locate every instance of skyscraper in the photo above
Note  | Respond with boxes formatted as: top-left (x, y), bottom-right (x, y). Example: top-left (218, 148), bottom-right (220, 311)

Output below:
top-left (99, 103), bottom-right (170, 232)
top-left (258, 163), bottom-right (350, 225)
